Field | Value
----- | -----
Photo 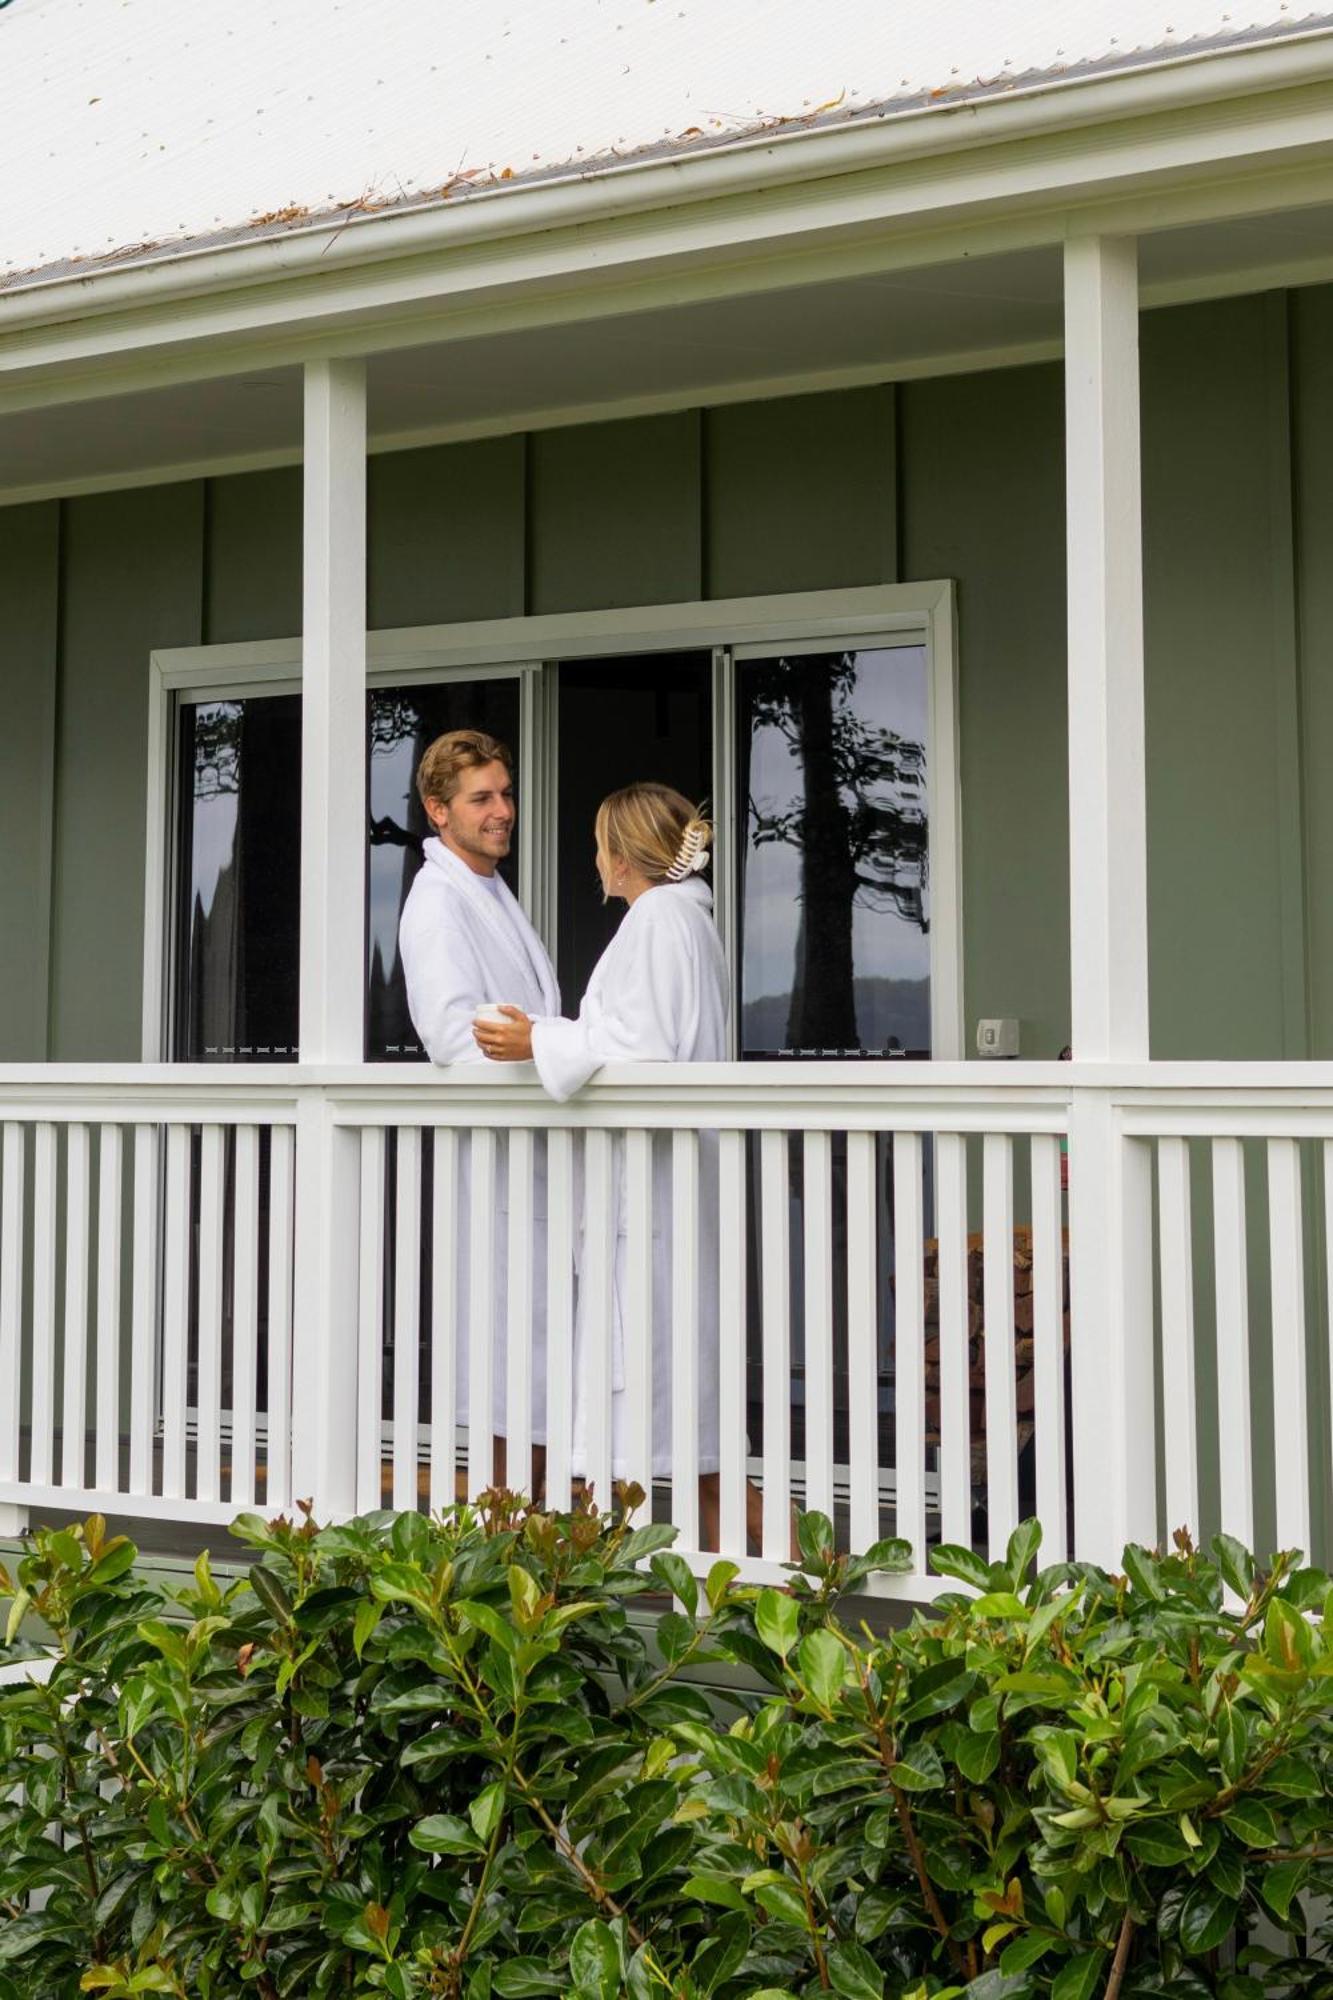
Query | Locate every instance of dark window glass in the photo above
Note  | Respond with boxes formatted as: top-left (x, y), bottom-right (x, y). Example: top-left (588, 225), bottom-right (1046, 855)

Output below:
top-left (367, 679), bottom-right (521, 1060)
top-left (555, 653), bottom-right (711, 1004)
top-left (738, 645), bottom-right (930, 1058)
top-left (174, 697), bottom-right (302, 1061)
top-left (173, 678), bottom-right (521, 1062)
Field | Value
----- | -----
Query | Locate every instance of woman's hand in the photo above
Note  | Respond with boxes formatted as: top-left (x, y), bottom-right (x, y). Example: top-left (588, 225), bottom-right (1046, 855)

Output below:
top-left (474, 1005), bottom-right (534, 1061)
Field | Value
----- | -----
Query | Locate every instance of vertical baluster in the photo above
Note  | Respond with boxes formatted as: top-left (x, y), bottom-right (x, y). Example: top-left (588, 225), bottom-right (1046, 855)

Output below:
top-left (892, 1132), bottom-right (927, 1563)
top-left (129, 1124), bottom-right (159, 1496)
top-left (430, 1129), bottom-right (459, 1512)
top-left (230, 1126), bottom-right (260, 1509)
top-left (622, 1130), bottom-right (654, 1499)
top-left (506, 1129), bottom-right (535, 1498)
top-left (467, 1128), bottom-right (497, 1499)
top-left (1212, 1137), bottom-right (1253, 1546)
top-left (935, 1132), bottom-right (971, 1550)
top-left (160, 1127), bottom-right (191, 1499)
top-left (30, 1123), bottom-right (57, 1489)
top-left (1268, 1137), bottom-right (1309, 1553)
top-left (670, 1130), bottom-right (700, 1551)
top-left (1156, 1135), bottom-right (1197, 1540)
top-left (1030, 1133), bottom-right (1067, 1563)
top-left (0, 1125), bottom-right (25, 1499)
top-left (846, 1130), bottom-right (879, 1555)
top-left (265, 1124), bottom-right (295, 1512)
top-left (717, 1131), bottom-right (747, 1558)
top-left (545, 1129), bottom-right (575, 1512)
top-left (802, 1131), bottom-right (835, 1525)
top-left (982, 1134), bottom-right (1018, 1561)
top-left (195, 1126), bottom-right (225, 1504)
top-left (356, 1128), bottom-right (386, 1514)
top-left (581, 1130), bottom-right (615, 1509)
top-left (60, 1124), bottom-right (90, 1490)
top-left (95, 1127), bottom-right (123, 1494)
top-left (760, 1129), bottom-right (792, 1560)
top-left (393, 1129), bottom-right (422, 1512)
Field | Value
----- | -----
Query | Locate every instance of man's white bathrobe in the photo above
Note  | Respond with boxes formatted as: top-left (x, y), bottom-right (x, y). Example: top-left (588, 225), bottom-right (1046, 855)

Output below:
top-left (530, 877), bottom-right (726, 1483)
top-left (399, 838), bottom-right (560, 1440)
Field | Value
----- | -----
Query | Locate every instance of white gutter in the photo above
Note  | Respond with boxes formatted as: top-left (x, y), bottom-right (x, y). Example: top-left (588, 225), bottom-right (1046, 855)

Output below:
top-left (4, 24), bottom-right (1333, 333)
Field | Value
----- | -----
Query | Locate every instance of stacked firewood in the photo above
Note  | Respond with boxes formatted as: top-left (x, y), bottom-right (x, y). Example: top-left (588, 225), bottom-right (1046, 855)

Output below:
top-left (919, 1227), bottom-right (1071, 1482)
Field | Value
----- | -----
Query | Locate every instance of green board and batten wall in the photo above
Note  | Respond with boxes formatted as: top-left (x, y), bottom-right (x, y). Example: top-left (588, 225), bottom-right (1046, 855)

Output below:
top-left (1, 288), bottom-right (1328, 1067)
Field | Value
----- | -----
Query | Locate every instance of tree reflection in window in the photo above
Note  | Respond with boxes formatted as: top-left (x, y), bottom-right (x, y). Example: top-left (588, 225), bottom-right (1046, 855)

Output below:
top-left (175, 697), bottom-right (301, 1061)
top-left (740, 647), bottom-right (930, 1056)
top-left (366, 680), bottom-right (521, 1060)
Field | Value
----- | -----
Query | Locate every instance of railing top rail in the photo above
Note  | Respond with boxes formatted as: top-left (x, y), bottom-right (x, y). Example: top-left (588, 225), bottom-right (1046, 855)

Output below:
top-left (5, 1059), bottom-right (1333, 1127)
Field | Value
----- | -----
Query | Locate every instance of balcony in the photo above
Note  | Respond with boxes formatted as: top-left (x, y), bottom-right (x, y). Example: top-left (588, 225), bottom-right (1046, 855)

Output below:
top-left (2, 1058), bottom-right (1327, 1592)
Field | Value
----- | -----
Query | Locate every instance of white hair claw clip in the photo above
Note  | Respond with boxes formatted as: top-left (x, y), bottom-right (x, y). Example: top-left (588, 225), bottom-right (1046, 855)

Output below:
top-left (666, 825), bottom-right (709, 881)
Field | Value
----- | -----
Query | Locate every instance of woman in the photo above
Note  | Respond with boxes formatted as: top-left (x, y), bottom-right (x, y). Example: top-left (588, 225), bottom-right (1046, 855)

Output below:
top-left (474, 782), bottom-right (745, 1545)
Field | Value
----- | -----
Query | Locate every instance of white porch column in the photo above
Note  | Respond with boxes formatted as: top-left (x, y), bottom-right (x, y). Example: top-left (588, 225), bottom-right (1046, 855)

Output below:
top-left (290, 359), bottom-right (367, 1517)
top-left (1063, 237), bottom-right (1156, 1564)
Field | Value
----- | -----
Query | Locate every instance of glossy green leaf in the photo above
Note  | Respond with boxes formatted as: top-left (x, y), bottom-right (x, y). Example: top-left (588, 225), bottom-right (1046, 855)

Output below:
top-left (1259, 1859), bottom-right (1308, 1921)
top-left (1178, 1880), bottom-right (1239, 1955)
top-left (931, 1543), bottom-right (993, 1591)
top-left (1225, 1798), bottom-right (1277, 1848)
top-left (826, 1940), bottom-right (886, 1997)
top-left (1050, 1953), bottom-right (1105, 2000)
top-left (954, 1729), bottom-right (1000, 1784)
top-left (1122, 1545), bottom-right (1164, 1601)
top-left (755, 1587), bottom-right (799, 1658)
top-left (892, 1739), bottom-right (947, 1791)
top-left (568, 1919), bottom-right (621, 1999)
top-left (648, 1551), bottom-right (698, 1617)
top-left (797, 1628), bottom-right (846, 1709)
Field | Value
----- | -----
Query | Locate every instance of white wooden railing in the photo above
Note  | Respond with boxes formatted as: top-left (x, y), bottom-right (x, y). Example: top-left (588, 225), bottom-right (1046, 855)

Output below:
top-left (2, 1064), bottom-right (1331, 1594)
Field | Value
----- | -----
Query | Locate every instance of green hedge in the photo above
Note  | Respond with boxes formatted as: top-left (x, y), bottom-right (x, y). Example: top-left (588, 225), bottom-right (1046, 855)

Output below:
top-left (1, 1496), bottom-right (1331, 1998)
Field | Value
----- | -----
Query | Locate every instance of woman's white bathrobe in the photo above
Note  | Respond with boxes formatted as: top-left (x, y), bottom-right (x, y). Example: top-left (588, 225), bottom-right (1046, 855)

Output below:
top-left (530, 877), bottom-right (726, 1482)
top-left (399, 838), bottom-right (560, 1440)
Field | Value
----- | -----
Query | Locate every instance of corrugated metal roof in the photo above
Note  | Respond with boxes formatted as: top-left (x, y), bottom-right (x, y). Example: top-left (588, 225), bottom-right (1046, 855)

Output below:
top-left (2, 0), bottom-right (1328, 290)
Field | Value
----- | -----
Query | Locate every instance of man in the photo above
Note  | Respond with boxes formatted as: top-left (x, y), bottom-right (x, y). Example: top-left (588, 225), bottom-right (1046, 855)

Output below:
top-left (399, 728), bottom-right (559, 1494)
top-left (399, 728), bottom-right (558, 1063)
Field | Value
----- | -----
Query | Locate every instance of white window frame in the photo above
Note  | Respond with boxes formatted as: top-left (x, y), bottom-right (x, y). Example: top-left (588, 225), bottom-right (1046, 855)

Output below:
top-left (144, 581), bottom-right (962, 1063)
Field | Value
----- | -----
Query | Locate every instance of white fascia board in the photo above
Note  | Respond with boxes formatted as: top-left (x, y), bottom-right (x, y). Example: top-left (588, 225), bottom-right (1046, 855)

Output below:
top-left (3, 34), bottom-right (1333, 410)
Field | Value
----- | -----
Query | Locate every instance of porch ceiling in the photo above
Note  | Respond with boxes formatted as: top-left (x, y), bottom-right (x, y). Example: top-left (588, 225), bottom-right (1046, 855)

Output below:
top-left (6, 194), bottom-right (1333, 504)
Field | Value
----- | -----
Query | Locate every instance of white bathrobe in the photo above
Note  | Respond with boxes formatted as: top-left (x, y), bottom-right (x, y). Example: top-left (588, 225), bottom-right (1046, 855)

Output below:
top-left (399, 838), bottom-right (560, 1441)
top-left (530, 877), bottom-right (726, 1482)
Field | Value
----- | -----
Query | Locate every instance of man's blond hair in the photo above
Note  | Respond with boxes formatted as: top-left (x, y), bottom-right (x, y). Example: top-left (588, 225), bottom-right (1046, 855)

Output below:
top-left (415, 728), bottom-right (513, 811)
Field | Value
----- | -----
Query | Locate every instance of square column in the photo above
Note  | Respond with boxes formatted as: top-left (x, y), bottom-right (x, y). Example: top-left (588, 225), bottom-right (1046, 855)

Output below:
top-left (299, 358), bottom-right (368, 1064)
top-left (1063, 238), bottom-right (1156, 1563)
top-left (1065, 234), bottom-right (1149, 1061)
top-left (291, 358), bottom-right (366, 1515)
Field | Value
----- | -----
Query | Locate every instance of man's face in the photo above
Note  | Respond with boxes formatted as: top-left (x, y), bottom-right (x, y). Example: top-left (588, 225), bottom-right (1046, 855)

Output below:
top-left (426, 760), bottom-right (515, 874)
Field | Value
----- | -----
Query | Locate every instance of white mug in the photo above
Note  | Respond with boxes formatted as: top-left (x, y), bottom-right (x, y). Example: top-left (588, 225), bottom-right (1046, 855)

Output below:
top-left (473, 1002), bottom-right (511, 1025)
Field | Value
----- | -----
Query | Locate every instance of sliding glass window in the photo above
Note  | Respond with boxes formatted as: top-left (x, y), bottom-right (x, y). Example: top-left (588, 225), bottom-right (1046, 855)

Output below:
top-left (171, 674), bottom-right (522, 1061)
top-left (736, 642), bottom-right (931, 1058)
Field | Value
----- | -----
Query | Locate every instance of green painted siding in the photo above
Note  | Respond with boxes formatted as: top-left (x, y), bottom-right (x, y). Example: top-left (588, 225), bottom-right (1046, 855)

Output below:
top-left (705, 387), bottom-right (897, 598)
top-left (898, 363), bottom-right (1070, 1060)
top-left (48, 486), bottom-right (204, 1060)
top-left (0, 503), bottom-right (59, 1059)
top-left (205, 467), bottom-right (302, 644)
top-left (2, 296), bottom-right (1331, 1064)
top-left (528, 413), bottom-right (701, 613)
top-left (369, 438), bottom-right (525, 628)
top-left (1142, 297), bottom-right (1295, 1061)
top-left (1293, 287), bottom-right (1333, 1060)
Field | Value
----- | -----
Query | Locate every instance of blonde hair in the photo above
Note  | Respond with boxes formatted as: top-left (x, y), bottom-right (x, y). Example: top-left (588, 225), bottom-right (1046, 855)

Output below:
top-left (595, 782), bottom-right (713, 888)
top-left (415, 729), bottom-right (512, 811)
